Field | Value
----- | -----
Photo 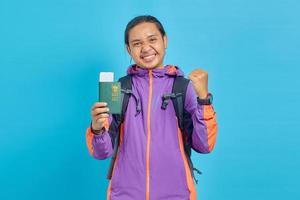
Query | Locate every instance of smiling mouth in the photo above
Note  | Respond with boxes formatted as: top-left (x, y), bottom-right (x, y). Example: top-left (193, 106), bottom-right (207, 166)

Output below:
top-left (141, 54), bottom-right (156, 62)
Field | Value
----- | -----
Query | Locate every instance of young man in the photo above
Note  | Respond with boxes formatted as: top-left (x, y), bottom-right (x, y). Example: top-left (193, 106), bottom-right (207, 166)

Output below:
top-left (86, 15), bottom-right (218, 200)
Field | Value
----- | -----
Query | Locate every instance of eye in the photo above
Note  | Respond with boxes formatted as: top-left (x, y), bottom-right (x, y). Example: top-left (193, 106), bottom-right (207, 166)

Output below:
top-left (149, 38), bottom-right (157, 43)
top-left (133, 42), bottom-right (141, 47)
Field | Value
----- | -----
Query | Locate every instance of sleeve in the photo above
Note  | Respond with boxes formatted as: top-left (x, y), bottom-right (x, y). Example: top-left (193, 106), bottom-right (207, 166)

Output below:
top-left (184, 82), bottom-right (218, 154)
top-left (85, 115), bottom-right (113, 160)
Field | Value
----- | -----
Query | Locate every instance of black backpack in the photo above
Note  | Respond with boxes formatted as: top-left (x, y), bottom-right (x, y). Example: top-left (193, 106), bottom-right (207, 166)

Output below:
top-left (107, 75), bottom-right (202, 184)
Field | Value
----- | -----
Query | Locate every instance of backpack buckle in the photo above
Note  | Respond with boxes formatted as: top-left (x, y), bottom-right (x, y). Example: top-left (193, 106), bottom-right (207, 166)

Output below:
top-left (161, 93), bottom-right (182, 110)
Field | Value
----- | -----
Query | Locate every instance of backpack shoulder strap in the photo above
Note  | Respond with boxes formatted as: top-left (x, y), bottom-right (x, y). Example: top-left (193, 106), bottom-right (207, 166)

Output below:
top-left (171, 76), bottom-right (190, 131)
top-left (118, 75), bottom-right (132, 122)
top-left (171, 76), bottom-right (202, 184)
top-left (107, 75), bottom-right (132, 180)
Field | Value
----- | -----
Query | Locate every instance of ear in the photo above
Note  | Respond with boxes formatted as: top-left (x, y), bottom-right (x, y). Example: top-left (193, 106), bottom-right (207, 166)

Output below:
top-left (163, 35), bottom-right (168, 49)
top-left (126, 45), bottom-right (132, 55)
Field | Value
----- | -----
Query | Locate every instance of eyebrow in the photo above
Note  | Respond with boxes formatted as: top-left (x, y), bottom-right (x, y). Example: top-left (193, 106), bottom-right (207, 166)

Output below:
top-left (130, 39), bottom-right (141, 44)
top-left (130, 34), bottom-right (159, 43)
top-left (147, 34), bottom-right (158, 38)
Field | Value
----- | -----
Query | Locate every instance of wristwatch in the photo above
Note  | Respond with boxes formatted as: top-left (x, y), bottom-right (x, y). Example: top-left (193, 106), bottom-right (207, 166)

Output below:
top-left (197, 93), bottom-right (213, 105)
top-left (90, 122), bottom-right (103, 135)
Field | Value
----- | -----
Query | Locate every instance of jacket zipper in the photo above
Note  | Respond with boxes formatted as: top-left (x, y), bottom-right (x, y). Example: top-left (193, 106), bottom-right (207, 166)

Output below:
top-left (146, 70), bottom-right (153, 200)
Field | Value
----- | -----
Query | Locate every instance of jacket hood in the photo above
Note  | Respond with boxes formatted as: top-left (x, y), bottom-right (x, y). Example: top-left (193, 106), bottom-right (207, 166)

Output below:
top-left (126, 64), bottom-right (184, 77)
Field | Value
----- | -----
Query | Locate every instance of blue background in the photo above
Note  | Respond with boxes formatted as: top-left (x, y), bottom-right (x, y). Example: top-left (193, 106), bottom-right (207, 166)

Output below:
top-left (1, 0), bottom-right (299, 199)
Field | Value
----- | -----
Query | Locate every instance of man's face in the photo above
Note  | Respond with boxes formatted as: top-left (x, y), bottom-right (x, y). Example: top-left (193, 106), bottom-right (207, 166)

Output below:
top-left (126, 22), bottom-right (168, 69)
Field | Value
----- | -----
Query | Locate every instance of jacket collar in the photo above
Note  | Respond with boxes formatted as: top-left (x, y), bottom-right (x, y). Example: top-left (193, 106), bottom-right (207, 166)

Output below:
top-left (126, 64), bottom-right (184, 77)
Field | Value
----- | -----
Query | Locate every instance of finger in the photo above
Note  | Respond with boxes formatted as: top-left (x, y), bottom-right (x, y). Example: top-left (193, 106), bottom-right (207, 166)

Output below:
top-left (92, 107), bottom-right (110, 116)
top-left (96, 118), bottom-right (107, 125)
top-left (92, 102), bottom-right (108, 110)
top-left (93, 114), bottom-right (109, 123)
top-left (98, 113), bottom-right (110, 118)
top-left (91, 105), bottom-right (109, 113)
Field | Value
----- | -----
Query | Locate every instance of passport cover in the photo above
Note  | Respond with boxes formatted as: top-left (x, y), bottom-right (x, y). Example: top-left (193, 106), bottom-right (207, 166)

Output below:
top-left (99, 82), bottom-right (122, 114)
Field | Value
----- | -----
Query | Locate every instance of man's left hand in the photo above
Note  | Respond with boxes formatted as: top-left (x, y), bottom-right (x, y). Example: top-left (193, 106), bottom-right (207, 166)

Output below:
top-left (188, 69), bottom-right (209, 99)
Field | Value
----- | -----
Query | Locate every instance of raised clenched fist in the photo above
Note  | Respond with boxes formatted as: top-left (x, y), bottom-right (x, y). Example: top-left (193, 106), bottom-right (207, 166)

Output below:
top-left (188, 69), bottom-right (209, 99)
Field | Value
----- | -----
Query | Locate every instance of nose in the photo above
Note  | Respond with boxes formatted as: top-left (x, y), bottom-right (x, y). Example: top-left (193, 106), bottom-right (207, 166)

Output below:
top-left (141, 43), bottom-right (152, 53)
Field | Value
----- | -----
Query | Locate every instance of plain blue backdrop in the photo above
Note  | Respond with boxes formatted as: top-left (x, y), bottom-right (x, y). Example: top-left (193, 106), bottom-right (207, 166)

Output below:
top-left (1, 0), bottom-right (299, 199)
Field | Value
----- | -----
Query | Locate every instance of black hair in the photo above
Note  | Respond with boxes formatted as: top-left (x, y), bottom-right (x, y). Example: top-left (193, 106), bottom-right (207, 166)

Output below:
top-left (124, 15), bottom-right (166, 46)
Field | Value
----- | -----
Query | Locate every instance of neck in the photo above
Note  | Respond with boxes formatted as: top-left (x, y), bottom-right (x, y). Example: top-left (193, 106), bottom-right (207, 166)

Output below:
top-left (137, 64), bottom-right (164, 70)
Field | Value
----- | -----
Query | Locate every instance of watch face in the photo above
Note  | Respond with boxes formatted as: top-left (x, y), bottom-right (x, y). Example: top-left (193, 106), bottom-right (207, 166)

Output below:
top-left (197, 94), bottom-right (213, 105)
top-left (209, 94), bottom-right (213, 104)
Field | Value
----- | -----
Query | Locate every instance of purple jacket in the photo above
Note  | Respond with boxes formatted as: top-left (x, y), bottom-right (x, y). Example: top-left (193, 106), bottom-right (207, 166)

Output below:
top-left (86, 65), bottom-right (218, 200)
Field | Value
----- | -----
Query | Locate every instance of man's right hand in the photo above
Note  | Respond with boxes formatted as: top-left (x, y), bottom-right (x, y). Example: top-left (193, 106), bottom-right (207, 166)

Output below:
top-left (91, 102), bottom-right (110, 133)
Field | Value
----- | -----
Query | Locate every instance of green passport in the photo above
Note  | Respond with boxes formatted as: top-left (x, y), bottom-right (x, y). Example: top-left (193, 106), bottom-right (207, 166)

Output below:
top-left (98, 73), bottom-right (122, 114)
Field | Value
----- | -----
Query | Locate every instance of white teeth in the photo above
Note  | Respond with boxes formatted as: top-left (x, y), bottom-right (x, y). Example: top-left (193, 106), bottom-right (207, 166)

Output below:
top-left (142, 54), bottom-right (155, 62)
